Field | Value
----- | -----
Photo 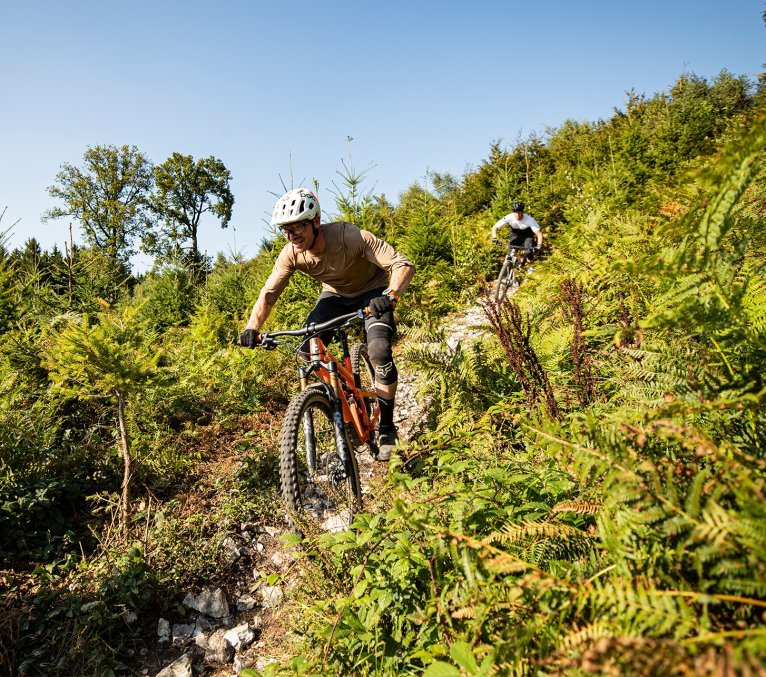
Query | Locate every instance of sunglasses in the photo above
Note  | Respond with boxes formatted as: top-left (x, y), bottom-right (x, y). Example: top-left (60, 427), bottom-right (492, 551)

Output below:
top-left (279, 220), bottom-right (313, 237)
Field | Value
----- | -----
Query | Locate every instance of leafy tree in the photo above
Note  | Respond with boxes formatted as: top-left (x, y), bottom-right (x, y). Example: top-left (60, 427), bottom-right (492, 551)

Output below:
top-left (43, 307), bottom-right (164, 536)
top-left (0, 252), bottom-right (16, 335)
top-left (146, 153), bottom-right (234, 274)
top-left (44, 145), bottom-right (153, 268)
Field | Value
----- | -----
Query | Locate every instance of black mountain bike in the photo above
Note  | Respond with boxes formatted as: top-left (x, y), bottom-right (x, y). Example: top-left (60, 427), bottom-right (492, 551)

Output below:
top-left (494, 245), bottom-right (535, 303)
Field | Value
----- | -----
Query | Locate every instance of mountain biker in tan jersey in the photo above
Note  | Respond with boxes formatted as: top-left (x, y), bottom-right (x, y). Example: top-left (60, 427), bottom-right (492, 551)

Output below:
top-left (240, 188), bottom-right (416, 461)
top-left (491, 201), bottom-right (543, 267)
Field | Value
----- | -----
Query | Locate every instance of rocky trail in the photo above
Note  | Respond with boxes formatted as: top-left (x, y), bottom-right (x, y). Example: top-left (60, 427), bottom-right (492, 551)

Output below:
top-left (150, 304), bottom-right (490, 677)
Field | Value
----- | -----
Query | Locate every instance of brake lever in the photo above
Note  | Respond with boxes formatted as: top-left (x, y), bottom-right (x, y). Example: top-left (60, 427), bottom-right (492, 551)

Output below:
top-left (261, 337), bottom-right (278, 350)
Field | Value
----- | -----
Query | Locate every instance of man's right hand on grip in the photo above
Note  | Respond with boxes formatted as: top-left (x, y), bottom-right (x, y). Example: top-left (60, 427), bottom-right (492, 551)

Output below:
top-left (239, 328), bottom-right (262, 348)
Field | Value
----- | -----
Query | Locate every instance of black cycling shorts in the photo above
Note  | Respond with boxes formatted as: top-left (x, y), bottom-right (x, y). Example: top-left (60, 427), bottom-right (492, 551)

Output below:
top-left (509, 228), bottom-right (536, 250)
top-left (302, 287), bottom-right (398, 385)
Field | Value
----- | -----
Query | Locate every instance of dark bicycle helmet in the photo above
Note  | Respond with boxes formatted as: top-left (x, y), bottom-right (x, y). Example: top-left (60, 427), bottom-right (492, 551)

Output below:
top-left (511, 201), bottom-right (524, 212)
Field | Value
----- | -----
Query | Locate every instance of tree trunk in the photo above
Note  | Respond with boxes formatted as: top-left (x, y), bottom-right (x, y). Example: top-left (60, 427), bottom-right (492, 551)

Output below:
top-left (190, 226), bottom-right (203, 282)
top-left (191, 226), bottom-right (199, 266)
top-left (117, 392), bottom-right (132, 538)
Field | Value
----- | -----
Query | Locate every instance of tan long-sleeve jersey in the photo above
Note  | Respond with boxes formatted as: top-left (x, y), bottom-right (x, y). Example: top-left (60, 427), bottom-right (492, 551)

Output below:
top-left (261, 222), bottom-right (414, 304)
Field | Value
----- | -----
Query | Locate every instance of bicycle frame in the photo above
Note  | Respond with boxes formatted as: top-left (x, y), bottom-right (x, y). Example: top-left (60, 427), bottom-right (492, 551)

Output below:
top-left (259, 310), bottom-right (380, 452)
top-left (299, 331), bottom-right (380, 446)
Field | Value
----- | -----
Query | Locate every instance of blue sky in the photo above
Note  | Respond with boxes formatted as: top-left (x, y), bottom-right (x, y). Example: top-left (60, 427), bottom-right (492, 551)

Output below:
top-left (1, 1), bottom-right (763, 270)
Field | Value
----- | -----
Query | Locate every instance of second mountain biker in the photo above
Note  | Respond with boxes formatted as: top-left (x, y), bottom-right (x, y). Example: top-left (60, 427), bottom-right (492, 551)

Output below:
top-left (491, 201), bottom-right (543, 267)
top-left (239, 188), bottom-right (416, 462)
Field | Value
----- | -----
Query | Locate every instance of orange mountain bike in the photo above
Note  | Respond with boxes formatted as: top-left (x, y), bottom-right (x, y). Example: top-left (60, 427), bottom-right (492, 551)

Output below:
top-left (255, 310), bottom-right (379, 535)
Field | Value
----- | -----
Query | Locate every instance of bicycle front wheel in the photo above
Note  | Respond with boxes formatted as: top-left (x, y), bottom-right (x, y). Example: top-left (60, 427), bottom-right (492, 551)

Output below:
top-left (279, 388), bottom-right (361, 536)
top-left (494, 258), bottom-right (517, 303)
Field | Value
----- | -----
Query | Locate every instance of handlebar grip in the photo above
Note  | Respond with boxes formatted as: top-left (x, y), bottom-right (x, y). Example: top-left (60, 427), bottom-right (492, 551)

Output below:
top-left (362, 299), bottom-right (394, 316)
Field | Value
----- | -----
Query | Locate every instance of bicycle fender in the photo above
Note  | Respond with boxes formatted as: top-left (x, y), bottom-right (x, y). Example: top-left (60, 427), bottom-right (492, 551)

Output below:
top-left (304, 381), bottom-right (334, 400)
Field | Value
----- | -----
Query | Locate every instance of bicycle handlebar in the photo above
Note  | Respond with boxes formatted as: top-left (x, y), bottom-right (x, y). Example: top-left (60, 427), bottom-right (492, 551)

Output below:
top-left (494, 240), bottom-right (534, 250)
top-left (505, 244), bottom-right (537, 251)
top-left (260, 309), bottom-right (367, 342)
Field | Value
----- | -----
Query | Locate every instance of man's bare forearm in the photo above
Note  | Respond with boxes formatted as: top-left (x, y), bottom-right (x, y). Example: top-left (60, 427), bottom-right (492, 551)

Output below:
top-left (245, 293), bottom-right (274, 331)
top-left (389, 264), bottom-right (415, 297)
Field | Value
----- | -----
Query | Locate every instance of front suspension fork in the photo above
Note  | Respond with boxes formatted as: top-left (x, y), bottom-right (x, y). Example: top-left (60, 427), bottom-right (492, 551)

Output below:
top-left (300, 363), bottom-right (352, 479)
top-left (327, 362), bottom-right (352, 474)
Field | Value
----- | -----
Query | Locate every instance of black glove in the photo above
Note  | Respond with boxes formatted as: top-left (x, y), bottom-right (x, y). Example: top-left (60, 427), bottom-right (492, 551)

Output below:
top-left (368, 295), bottom-right (396, 318)
top-left (492, 238), bottom-right (502, 246)
top-left (239, 329), bottom-right (262, 348)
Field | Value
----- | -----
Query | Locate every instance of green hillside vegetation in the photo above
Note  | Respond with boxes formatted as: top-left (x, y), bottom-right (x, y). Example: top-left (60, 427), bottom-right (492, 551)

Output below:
top-left (1, 68), bottom-right (765, 674)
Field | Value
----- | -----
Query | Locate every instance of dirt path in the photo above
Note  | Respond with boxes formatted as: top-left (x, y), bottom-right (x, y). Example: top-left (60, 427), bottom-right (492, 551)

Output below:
top-left (395, 303), bottom-right (489, 434)
top-left (153, 303), bottom-right (491, 676)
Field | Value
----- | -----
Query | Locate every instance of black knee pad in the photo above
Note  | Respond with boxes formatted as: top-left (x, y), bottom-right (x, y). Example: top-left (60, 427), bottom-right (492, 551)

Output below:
top-left (366, 324), bottom-right (397, 385)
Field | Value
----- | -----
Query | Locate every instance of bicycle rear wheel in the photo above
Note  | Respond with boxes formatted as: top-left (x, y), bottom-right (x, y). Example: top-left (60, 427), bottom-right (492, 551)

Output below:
top-left (349, 343), bottom-right (378, 447)
top-left (279, 387), bottom-right (361, 536)
top-left (494, 257), bottom-right (518, 303)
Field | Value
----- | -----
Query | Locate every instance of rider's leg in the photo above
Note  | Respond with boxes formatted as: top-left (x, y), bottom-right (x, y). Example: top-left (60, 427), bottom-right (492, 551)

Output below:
top-left (304, 288), bottom-right (400, 459)
top-left (522, 236), bottom-right (536, 271)
top-left (376, 382), bottom-right (397, 400)
top-left (365, 311), bottom-right (399, 460)
top-left (523, 236), bottom-right (535, 260)
top-left (300, 293), bottom-right (346, 357)
top-left (366, 320), bottom-right (398, 425)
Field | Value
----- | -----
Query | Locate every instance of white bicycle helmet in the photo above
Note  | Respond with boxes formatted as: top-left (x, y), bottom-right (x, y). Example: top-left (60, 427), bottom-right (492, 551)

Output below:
top-left (270, 188), bottom-right (320, 226)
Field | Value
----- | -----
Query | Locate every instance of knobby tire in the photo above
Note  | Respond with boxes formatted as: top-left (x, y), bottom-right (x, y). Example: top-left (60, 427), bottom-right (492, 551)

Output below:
top-left (279, 387), bottom-right (361, 537)
top-left (495, 257), bottom-right (517, 303)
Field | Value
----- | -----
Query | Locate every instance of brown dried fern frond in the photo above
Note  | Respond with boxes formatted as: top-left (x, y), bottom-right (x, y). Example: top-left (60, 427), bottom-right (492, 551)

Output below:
top-left (483, 554), bottom-right (532, 574)
top-left (558, 621), bottom-right (613, 653)
top-left (492, 520), bottom-right (593, 544)
top-left (551, 500), bottom-right (603, 516)
top-left (450, 606), bottom-right (478, 620)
